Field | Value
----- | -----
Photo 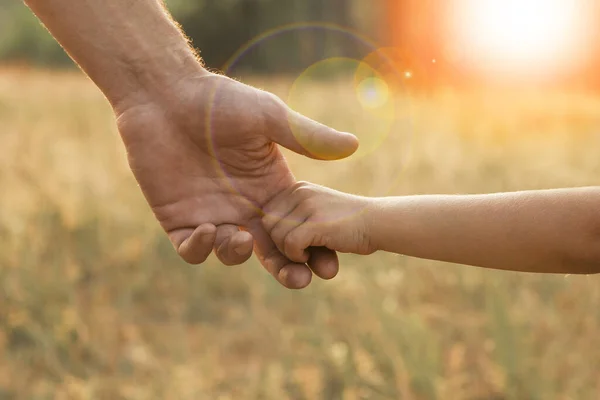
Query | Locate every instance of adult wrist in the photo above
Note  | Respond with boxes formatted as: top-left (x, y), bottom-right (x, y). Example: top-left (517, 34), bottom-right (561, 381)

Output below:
top-left (108, 43), bottom-right (208, 115)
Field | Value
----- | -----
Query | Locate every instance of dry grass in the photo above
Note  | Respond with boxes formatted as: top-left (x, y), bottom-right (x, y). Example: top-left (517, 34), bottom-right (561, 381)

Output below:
top-left (0, 67), bottom-right (599, 399)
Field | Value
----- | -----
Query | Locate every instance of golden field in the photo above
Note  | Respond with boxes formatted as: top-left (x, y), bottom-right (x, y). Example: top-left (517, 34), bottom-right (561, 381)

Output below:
top-left (0, 67), bottom-right (599, 400)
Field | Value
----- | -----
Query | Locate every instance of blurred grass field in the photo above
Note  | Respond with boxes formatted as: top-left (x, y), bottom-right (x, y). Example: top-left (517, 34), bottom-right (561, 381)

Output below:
top-left (0, 67), bottom-right (599, 400)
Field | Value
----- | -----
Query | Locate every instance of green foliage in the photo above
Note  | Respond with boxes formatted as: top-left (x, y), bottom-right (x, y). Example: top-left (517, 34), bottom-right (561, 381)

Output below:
top-left (0, 0), bottom-right (375, 72)
top-left (0, 3), bottom-right (72, 66)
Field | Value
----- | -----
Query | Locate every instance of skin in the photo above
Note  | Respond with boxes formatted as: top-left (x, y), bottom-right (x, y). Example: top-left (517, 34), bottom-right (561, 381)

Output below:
top-left (264, 183), bottom-right (600, 275)
top-left (23, 0), bottom-right (359, 289)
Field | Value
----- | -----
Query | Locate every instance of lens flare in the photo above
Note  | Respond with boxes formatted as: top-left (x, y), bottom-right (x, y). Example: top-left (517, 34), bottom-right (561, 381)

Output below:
top-left (222, 22), bottom-right (381, 75)
top-left (356, 77), bottom-right (390, 110)
top-left (204, 24), bottom-right (415, 222)
top-left (287, 57), bottom-right (396, 160)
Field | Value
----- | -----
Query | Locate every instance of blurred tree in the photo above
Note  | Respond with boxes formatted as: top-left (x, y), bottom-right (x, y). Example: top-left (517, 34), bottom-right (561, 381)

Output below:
top-left (0, 2), bottom-right (72, 66)
top-left (174, 0), bottom-right (366, 73)
top-left (1, 0), bottom-right (372, 73)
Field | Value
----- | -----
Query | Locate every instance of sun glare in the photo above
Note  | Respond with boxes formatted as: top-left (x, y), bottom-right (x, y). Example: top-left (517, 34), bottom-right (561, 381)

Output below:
top-left (454, 0), bottom-right (588, 76)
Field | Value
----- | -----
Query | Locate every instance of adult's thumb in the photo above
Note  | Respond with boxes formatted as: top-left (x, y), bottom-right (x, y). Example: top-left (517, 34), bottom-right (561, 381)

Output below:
top-left (267, 102), bottom-right (360, 161)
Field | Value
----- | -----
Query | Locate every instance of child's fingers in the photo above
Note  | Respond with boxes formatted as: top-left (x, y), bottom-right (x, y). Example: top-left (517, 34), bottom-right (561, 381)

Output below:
top-left (247, 219), bottom-right (314, 289)
top-left (269, 206), bottom-right (310, 263)
top-left (282, 224), bottom-right (317, 263)
top-left (262, 193), bottom-right (303, 234)
top-left (262, 212), bottom-right (285, 235)
top-left (262, 182), bottom-right (315, 223)
top-left (262, 204), bottom-right (297, 237)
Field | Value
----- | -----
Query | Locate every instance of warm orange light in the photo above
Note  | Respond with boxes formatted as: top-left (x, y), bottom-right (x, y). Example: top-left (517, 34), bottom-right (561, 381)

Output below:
top-left (452, 0), bottom-right (588, 77)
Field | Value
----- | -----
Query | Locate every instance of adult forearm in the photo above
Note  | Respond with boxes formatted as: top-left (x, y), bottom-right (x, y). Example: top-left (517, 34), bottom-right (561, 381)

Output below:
top-left (23, 0), bottom-right (205, 111)
top-left (370, 187), bottom-right (600, 274)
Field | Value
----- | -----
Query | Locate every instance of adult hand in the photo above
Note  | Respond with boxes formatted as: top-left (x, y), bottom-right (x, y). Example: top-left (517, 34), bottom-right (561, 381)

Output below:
top-left (24, 0), bottom-right (358, 288)
top-left (116, 72), bottom-right (359, 289)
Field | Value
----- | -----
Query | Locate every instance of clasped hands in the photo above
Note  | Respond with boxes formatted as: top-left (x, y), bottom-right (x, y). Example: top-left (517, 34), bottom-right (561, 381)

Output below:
top-left (116, 71), bottom-right (364, 289)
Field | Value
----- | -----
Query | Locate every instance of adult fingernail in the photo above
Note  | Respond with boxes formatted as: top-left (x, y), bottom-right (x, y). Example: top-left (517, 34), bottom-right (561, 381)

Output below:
top-left (234, 246), bottom-right (247, 255)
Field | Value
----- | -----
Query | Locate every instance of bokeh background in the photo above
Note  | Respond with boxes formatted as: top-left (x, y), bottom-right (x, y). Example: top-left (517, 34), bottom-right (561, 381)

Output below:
top-left (1, 1), bottom-right (600, 399)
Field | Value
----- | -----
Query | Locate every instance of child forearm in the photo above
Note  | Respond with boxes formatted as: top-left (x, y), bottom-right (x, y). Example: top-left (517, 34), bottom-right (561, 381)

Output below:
top-left (369, 187), bottom-right (600, 274)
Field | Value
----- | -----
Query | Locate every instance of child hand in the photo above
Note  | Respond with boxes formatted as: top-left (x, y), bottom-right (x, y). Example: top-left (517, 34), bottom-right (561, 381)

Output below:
top-left (262, 182), bottom-right (376, 263)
